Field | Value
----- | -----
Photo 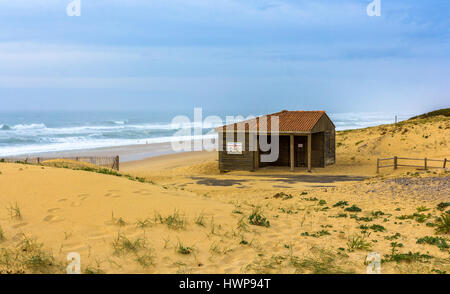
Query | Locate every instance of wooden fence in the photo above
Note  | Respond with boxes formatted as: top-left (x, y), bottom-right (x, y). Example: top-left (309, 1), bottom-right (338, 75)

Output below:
top-left (377, 156), bottom-right (447, 173)
top-left (0, 156), bottom-right (120, 171)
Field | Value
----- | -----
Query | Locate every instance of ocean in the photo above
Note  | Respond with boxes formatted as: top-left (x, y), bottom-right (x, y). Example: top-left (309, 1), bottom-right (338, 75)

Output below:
top-left (0, 111), bottom-right (415, 157)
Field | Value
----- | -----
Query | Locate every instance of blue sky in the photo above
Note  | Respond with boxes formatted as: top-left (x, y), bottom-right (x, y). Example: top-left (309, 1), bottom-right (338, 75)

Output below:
top-left (0, 0), bottom-right (449, 114)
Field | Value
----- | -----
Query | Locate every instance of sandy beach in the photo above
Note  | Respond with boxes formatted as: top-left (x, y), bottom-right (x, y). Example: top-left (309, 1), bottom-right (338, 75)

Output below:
top-left (29, 141), bottom-right (184, 163)
top-left (0, 115), bottom-right (449, 274)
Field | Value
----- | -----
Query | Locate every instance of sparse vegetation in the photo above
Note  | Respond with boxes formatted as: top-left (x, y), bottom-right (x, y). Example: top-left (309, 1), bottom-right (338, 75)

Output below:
top-left (347, 234), bottom-right (371, 251)
top-left (382, 242), bottom-right (433, 263)
top-left (416, 236), bottom-right (449, 251)
top-left (385, 233), bottom-right (401, 241)
top-left (0, 226), bottom-right (4, 242)
top-left (397, 212), bottom-right (431, 223)
top-left (273, 192), bottom-right (293, 200)
top-left (437, 202), bottom-right (450, 211)
top-left (333, 201), bottom-right (348, 207)
top-left (409, 108), bottom-right (450, 120)
top-left (416, 206), bottom-right (429, 213)
top-left (371, 210), bottom-right (385, 217)
top-left (248, 208), bottom-right (270, 228)
top-left (136, 218), bottom-right (153, 229)
top-left (111, 233), bottom-right (146, 256)
top-left (84, 266), bottom-right (105, 274)
top-left (434, 214), bottom-right (450, 234)
top-left (0, 234), bottom-right (62, 273)
top-left (195, 214), bottom-right (206, 227)
top-left (289, 247), bottom-right (355, 274)
top-left (301, 230), bottom-right (330, 238)
top-left (136, 252), bottom-right (155, 268)
top-left (345, 205), bottom-right (362, 212)
top-left (176, 242), bottom-right (193, 255)
top-left (155, 210), bottom-right (187, 230)
top-left (6, 202), bottom-right (22, 220)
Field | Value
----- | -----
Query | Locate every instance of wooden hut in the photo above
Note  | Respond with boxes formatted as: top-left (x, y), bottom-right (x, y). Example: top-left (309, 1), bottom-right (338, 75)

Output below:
top-left (216, 110), bottom-right (335, 172)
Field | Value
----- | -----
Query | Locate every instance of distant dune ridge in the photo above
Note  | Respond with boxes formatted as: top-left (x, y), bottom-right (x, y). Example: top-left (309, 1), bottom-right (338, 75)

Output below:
top-left (409, 108), bottom-right (450, 120)
top-left (0, 110), bottom-right (449, 274)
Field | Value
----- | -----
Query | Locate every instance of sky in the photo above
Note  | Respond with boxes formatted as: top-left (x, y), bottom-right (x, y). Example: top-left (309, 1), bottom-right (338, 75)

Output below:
top-left (0, 0), bottom-right (449, 115)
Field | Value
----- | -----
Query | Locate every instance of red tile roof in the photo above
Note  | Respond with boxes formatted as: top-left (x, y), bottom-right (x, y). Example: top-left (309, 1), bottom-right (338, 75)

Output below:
top-left (216, 110), bottom-right (331, 133)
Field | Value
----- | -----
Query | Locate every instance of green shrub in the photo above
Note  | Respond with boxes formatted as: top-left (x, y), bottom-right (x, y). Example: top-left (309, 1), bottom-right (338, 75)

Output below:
top-left (249, 209), bottom-right (270, 228)
top-left (345, 205), bottom-right (362, 212)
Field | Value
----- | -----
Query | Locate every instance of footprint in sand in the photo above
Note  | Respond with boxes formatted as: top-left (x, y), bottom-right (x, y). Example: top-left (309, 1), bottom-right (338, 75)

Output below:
top-left (47, 208), bottom-right (60, 213)
top-left (78, 194), bottom-right (91, 200)
top-left (87, 232), bottom-right (110, 241)
top-left (43, 215), bottom-right (64, 223)
top-left (11, 222), bottom-right (28, 229)
top-left (71, 201), bottom-right (82, 207)
top-left (104, 193), bottom-right (112, 197)
top-left (58, 198), bottom-right (67, 202)
top-left (63, 243), bottom-right (88, 252)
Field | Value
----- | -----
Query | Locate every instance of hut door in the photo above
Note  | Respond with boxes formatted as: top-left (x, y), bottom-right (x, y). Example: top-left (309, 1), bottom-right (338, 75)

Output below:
top-left (295, 136), bottom-right (307, 167)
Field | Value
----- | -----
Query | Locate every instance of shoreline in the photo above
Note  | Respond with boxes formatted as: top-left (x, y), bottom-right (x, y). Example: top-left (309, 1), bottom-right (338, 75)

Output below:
top-left (22, 141), bottom-right (180, 163)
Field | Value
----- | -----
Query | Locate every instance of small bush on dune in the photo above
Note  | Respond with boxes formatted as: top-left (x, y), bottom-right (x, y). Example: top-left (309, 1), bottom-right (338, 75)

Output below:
top-left (333, 201), bottom-right (348, 208)
top-left (347, 234), bottom-right (371, 251)
top-left (345, 205), bottom-right (362, 212)
top-left (273, 192), bottom-right (293, 200)
top-left (248, 208), bottom-right (270, 228)
top-left (6, 202), bottom-right (21, 220)
top-left (416, 236), bottom-right (449, 251)
top-left (176, 242), bottom-right (193, 255)
top-left (435, 214), bottom-right (450, 235)
top-left (155, 210), bottom-right (187, 230)
top-left (111, 234), bottom-right (146, 256)
top-left (437, 202), bottom-right (450, 211)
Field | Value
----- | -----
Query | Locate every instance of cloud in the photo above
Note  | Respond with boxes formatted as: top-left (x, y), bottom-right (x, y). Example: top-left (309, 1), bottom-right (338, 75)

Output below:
top-left (0, 0), bottom-right (448, 113)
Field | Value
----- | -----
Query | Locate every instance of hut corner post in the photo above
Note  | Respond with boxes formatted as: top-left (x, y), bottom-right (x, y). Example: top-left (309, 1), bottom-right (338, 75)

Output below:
top-left (307, 133), bottom-right (312, 172)
top-left (290, 134), bottom-right (294, 172)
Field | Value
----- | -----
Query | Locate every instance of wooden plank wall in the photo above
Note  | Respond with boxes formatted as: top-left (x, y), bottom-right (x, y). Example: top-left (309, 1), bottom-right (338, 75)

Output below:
top-left (324, 129), bottom-right (336, 166)
top-left (218, 132), bottom-right (255, 172)
top-left (311, 132), bottom-right (324, 167)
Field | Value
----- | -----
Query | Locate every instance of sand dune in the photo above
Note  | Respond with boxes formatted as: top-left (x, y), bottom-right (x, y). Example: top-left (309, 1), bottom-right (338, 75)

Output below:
top-left (0, 115), bottom-right (448, 274)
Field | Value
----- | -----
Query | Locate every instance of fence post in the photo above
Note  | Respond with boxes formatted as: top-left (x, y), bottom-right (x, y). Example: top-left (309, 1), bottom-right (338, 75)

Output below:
top-left (394, 156), bottom-right (398, 170)
top-left (37, 157), bottom-right (40, 164)
top-left (115, 156), bottom-right (120, 171)
top-left (444, 158), bottom-right (447, 169)
top-left (424, 157), bottom-right (427, 170)
top-left (376, 158), bottom-right (379, 173)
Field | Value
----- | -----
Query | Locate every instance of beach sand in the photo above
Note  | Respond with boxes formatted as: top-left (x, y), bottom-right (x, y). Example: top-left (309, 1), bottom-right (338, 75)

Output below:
top-left (0, 116), bottom-right (449, 274)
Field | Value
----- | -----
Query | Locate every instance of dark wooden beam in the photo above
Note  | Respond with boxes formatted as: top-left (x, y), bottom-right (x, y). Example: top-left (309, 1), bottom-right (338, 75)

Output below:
top-left (290, 134), bottom-right (294, 172)
top-left (307, 134), bottom-right (312, 172)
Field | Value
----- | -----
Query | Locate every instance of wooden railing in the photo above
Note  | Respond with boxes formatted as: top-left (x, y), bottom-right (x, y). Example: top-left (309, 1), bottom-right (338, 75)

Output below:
top-left (0, 156), bottom-right (120, 171)
top-left (377, 156), bottom-right (447, 173)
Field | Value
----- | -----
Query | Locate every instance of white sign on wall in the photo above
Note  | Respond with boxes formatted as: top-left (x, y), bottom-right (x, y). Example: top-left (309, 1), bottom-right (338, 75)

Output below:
top-left (227, 142), bottom-right (243, 154)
